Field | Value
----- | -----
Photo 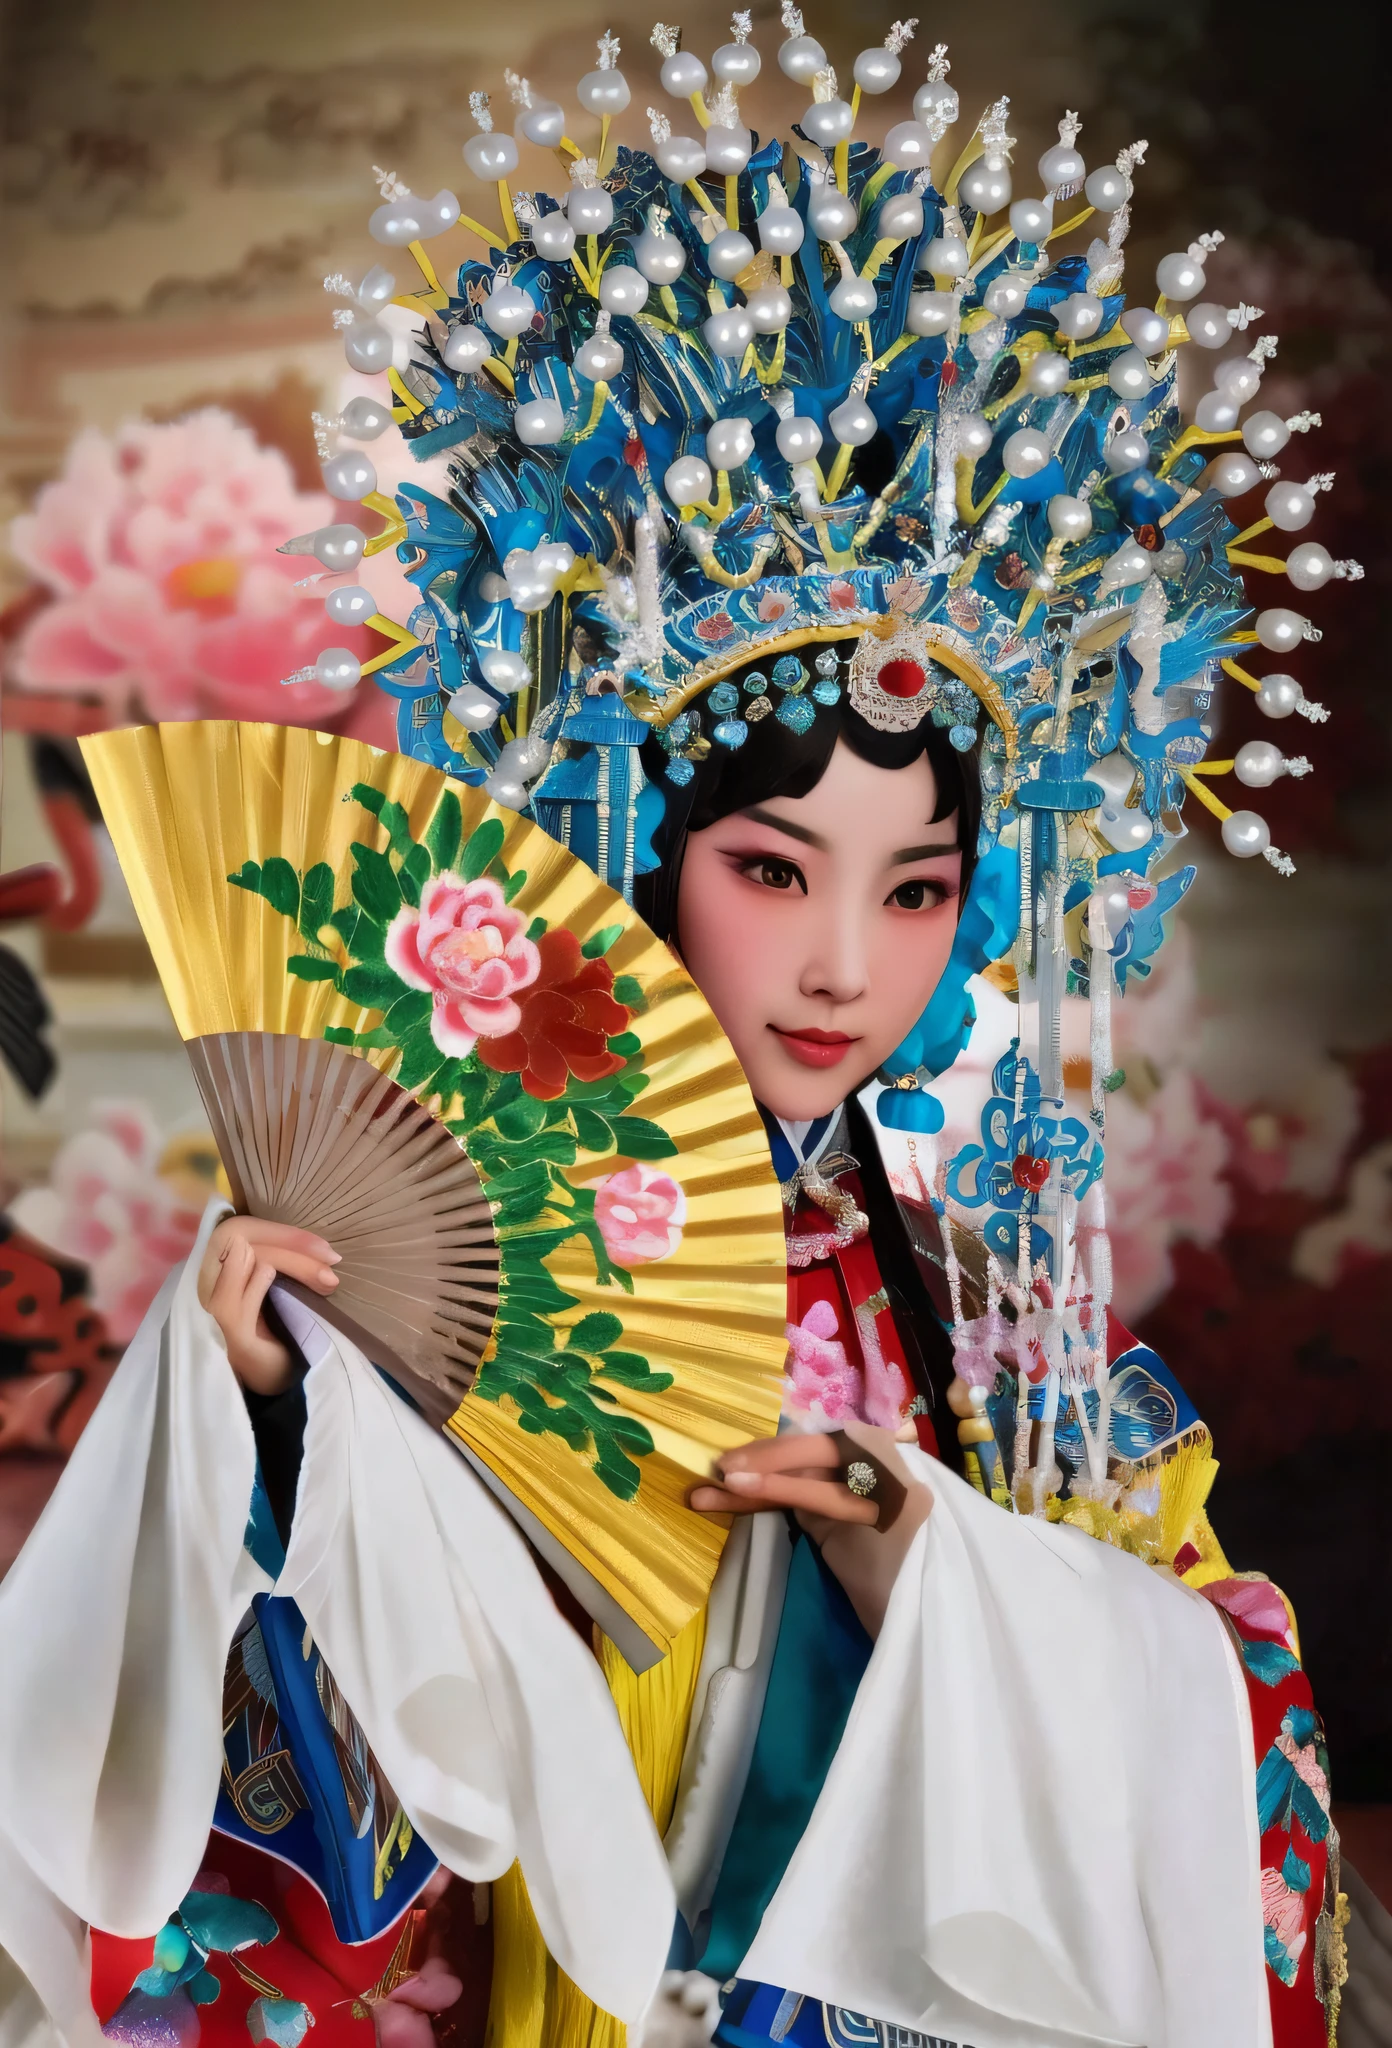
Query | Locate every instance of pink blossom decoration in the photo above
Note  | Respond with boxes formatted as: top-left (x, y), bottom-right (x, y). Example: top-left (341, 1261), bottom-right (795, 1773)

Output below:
top-left (10, 1102), bottom-right (203, 1343)
top-left (7, 409), bottom-right (389, 738)
top-left (826, 579), bottom-right (857, 611)
top-left (385, 872), bottom-right (541, 1058)
top-left (593, 1163), bottom-right (686, 1267)
top-left (756, 591), bottom-right (790, 622)
top-left (782, 1298), bottom-right (861, 1425)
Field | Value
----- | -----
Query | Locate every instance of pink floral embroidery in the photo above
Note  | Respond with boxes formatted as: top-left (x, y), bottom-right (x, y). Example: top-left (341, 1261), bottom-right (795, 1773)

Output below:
top-left (593, 1163), bottom-right (686, 1266)
top-left (1260, 1867), bottom-right (1307, 1961)
top-left (385, 873), bottom-right (540, 1058)
top-left (783, 1298), bottom-right (861, 1424)
top-left (826, 579), bottom-right (857, 611)
top-left (1275, 1729), bottom-right (1331, 1811)
top-left (694, 610), bottom-right (735, 644)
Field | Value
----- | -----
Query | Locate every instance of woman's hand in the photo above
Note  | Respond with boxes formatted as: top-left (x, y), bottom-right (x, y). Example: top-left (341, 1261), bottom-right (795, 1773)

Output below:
top-left (691, 1423), bottom-right (933, 1638)
top-left (197, 1217), bottom-right (340, 1395)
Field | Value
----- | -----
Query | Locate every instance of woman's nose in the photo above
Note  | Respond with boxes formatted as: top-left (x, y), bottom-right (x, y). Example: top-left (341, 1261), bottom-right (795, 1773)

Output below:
top-left (799, 896), bottom-right (869, 1005)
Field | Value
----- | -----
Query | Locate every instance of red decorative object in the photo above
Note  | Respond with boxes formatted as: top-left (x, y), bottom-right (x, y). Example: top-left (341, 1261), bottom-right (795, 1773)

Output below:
top-left (1012, 1153), bottom-right (1051, 1192)
top-left (878, 658), bottom-right (927, 699)
top-left (479, 930), bottom-right (630, 1101)
top-left (0, 1220), bottom-right (118, 1455)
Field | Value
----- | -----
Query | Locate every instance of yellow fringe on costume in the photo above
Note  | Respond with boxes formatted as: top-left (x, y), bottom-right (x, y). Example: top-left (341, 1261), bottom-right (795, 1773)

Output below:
top-left (486, 1608), bottom-right (708, 2048)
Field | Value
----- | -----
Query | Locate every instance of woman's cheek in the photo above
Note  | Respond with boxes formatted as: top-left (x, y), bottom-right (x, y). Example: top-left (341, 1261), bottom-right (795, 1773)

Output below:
top-left (678, 861), bottom-right (772, 1059)
top-left (868, 912), bottom-right (958, 1058)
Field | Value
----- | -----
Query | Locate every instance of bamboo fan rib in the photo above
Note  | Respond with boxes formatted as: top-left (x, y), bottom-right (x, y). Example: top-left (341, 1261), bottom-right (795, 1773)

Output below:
top-left (188, 1033), bottom-right (499, 1407)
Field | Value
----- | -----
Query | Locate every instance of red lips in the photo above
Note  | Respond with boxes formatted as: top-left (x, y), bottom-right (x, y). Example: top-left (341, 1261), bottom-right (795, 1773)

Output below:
top-left (771, 1026), bottom-right (860, 1070)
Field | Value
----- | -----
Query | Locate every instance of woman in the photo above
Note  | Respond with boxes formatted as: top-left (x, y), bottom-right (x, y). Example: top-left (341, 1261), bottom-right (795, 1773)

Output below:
top-left (156, 662), bottom-right (1335, 2048)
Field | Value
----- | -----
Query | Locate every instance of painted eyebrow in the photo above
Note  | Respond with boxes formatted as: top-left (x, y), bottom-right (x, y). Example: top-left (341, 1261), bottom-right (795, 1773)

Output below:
top-left (891, 840), bottom-right (959, 864)
top-left (736, 805), bottom-right (829, 851)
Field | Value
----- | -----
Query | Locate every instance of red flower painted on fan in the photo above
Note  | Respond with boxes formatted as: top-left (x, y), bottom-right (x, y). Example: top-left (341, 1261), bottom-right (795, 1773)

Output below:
top-left (827, 579), bottom-right (857, 610)
top-left (385, 873), bottom-right (541, 1059)
top-left (479, 928), bottom-right (629, 1099)
top-left (695, 610), bottom-right (736, 643)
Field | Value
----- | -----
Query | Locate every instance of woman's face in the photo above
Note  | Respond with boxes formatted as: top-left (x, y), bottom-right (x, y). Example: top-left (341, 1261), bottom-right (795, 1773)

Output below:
top-left (676, 738), bottom-right (963, 1122)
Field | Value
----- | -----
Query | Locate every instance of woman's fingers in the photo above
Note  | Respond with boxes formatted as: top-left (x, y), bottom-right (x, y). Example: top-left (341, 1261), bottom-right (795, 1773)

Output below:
top-left (201, 1219), bottom-right (338, 1303)
top-left (205, 1240), bottom-right (295, 1393)
top-left (215, 1217), bottom-right (339, 1264)
top-left (690, 1471), bottom-right (879, 1525)
top-left (716, 1432), bottom-right (844, 1477)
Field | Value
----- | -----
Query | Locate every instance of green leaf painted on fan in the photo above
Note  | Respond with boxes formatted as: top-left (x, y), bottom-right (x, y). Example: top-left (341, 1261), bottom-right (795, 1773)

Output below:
top-left (569, 1311), bottom-right (624, 1354)
top-left (503, 867), bottom-right (528, 902)
top-left (377, 797), bottom-right (419, 859)
top-left (395, 1022), bottom-right (445, 1093)
top-left (286, 956), bottom-right (340, 983)
top-left (350, 843), bottom-right (402, 923)
top-left (299, 863), bottom-right (336, 943)
top-left (572, 1106), bottom-right (614, 1153)
top-left (350, 782), bottom-right (387, 820)
top-left (424, 790), bottom-right (462, 872)
top-left (257, 857), bottom-right (300, 919)
top-left (581, 924), bottom-right (623, 958)
top-left (324, 1025), bottom-right (356, 1045)
top-left (384, 988), bottom-right (432, 1034)
top-left (348, 1025), bottom-right (397, 1050)
top-left (526, 915), bottom-right (547, 940)
top-left (461, 817), bottom-right (505, 881)
top-left (595, 1350), bottom-right (674, 1392)
top-left (611, 977), bottom-right (646, 1010)
top-left (228, 860), bottom-right (263, 897)
top-left (493, 1092), bottom-right (549, 1141)
top-left (608, 1115), bottom-right (678, 1160)
top-left (400, 841), bottom-right (433, 907)
top-left (607, 1032), bottom-right (642, 1057)
top-left (341, 963), bottom-right (404, 1007)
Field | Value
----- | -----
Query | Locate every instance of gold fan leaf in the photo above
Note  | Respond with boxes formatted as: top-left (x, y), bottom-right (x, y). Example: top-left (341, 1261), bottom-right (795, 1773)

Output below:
top-left (80, 722), bottom-right (788, 1655)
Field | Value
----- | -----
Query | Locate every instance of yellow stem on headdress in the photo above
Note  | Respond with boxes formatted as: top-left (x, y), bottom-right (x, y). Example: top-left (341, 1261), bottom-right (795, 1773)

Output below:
top-left (1228, 515), bottom-right (1274, 549)
top-left (860, 162), bottom-right (896, 211)
top-left (861, 235), bottom-right (904, 281)
top-left (1156, 424), bottom-right (1244, 479)
top-left (572, 381), bottom-right (610, 442)
top-left (725, 175), bottom-right (739, 229)
top-left (482, 355), bottom-right (516, 394)
top-left (972, 224), bottom-right (1015, 272)
top-left (753, 329), bottom-right (789, 384)
top-left (1177, 766), bottom-right (1234, 821)
top-left (1227, 549), bottom-right (1290, 573)
top-left (689, 90), bottom-right (710, 129)
top-left (685, 178), bottom-right (721, 220)
top-left (984, 333), bottom-right (1052, 417)
top-left (359, 492), bottom-right (409, 557)
top-left (358, 613), bottom-right (425, 676)
top-left (780, 253), bottom-right (794, 288)
top-left (954, 458), bottom-right (1009, 528)
top-left (1045, 206), bottom-right (1095, 244)
top-left (497, 182), bottom-right (520, 246)
top-left (833, 87), bottom-right (861, 195)
top-left (660, 284), bottom-right (681, 322)
top-left (570, 251), bottom-right (598, 296)
top-left (387, 367), bottom-right (426, 419)
top-left (944, 132), bottom-right (985, 205)
top-left (554, 136), bottom-right (584, 161)
top-left (504, 335), bottom-right (520, 370)
top-left (824, 441), bottom-right (856, 501)
top-left (396, 241), bottom-right (451, 310)
top-left (1220, 657), bottom-right (1263, 693)
top-left (871, 333), bottom-right (915, 374)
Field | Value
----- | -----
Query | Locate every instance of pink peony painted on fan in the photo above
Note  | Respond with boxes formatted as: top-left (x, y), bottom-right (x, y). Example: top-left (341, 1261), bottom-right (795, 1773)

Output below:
top-left (593, 1163), bottom-right (686, 1266)
top-left (7, 409), bottom-right (390, 740)
top-left (386, 872), bottom-right (541, 1058)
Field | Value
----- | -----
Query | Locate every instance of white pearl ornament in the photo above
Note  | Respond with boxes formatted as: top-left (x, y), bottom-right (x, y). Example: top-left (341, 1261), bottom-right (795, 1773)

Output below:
top-left (1221, 810), bottom-right (1271, 858)
top-left (1002, 428), bottom-right (1052, 478)
top-left (598, 267), bottom-right (650, 315)
top-left (321, 452), bottom-right (376, 501)
top-left (907, 290), bottom-right (955, 336)
top-left (664, 455), bottom-right (713, 506)
top-left (776, 416), bottom-right (823, 462)
top-left (444, 325), bottom-right (491, 373)
top-left (828, 397), bottom-right (878, 446)
top-left (706, 417), bottom-right (755, 470)
top-left (483, 282), bottom-right (537, 337)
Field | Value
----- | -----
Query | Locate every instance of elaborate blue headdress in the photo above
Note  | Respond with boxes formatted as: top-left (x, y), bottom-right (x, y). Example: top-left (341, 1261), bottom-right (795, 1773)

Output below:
top-left (285, 11), bottom-right (1357, 1375)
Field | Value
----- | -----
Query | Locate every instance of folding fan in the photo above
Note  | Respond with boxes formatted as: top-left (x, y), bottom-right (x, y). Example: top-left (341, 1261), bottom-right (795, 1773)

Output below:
top-left (80, 721), bottom-right (788, 1659)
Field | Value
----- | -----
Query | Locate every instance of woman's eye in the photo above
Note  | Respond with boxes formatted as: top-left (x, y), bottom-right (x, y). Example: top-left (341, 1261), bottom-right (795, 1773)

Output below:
top-left (742, 857), bottom-right (805, 893)
top-left (887, 878), bottom-right (946, 910)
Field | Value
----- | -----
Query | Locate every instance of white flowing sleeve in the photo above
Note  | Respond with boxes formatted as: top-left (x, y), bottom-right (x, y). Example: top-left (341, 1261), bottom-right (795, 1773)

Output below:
top-left (272, 1297), bottom-right (674, 2022)
top-left (0, 1203), bottom-right (674, 2048)
top-left (0, 1201), bottom-right (263, 2048)
top-left (740, 1453), bottom-right (1269, 2048)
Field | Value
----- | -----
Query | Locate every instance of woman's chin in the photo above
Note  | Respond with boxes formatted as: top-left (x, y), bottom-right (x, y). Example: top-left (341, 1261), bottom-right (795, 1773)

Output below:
top-left (745, 1046), bottom-right (879, 1124)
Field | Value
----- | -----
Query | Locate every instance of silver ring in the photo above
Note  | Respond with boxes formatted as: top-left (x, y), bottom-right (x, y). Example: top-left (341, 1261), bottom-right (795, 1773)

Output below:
top-left (844, 1460), bottom-right (878, 1499)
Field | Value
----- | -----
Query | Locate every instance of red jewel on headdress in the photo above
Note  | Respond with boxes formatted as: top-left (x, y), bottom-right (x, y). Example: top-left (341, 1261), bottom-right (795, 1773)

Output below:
top-left (878, 657), bottom-right (927, 698)
top-left (623, 433), bottom-right (645, 470)
top-left (1012, 1154), bottom-right (1050, 1192)
top-left (1135, 523), bottom-right (1162, 551)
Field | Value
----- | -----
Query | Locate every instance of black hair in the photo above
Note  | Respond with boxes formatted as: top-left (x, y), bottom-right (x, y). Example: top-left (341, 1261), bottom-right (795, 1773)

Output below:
top-left (633, 638), bottom-right (982, 942)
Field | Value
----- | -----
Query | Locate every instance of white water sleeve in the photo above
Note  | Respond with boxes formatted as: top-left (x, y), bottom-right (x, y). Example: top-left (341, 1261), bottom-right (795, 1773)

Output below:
top-left (741, 1453), bottom-right (1268, 2048)
top-left (0, 1201), bottom-right (674, 2042)
top-left (0, 1202), bottom-right (264, 2048)
top-left (274, 1302), bottom-right (674, 2021)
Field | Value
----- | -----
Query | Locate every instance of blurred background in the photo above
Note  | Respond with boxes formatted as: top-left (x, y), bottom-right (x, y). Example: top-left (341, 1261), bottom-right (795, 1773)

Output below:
top-left (0, 0), bottom-right (1387, 1871)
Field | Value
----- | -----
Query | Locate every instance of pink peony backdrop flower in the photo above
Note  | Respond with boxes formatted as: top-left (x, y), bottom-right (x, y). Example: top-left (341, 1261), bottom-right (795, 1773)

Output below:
top-left (10, 1102), bottom-right (205, 1344)
top-left (7, 408), bottom-right (392, 742)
